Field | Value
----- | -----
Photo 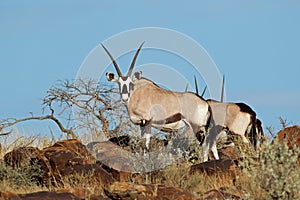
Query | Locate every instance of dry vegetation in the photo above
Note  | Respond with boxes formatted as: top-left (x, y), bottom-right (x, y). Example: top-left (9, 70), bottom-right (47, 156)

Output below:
top-left (0, 126), bottom-right (299, 199)
top-left (0, 79), bottom-right (299, 199)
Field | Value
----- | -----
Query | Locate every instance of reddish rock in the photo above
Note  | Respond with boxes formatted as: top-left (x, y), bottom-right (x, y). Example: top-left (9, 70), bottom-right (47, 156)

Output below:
top-left (0, 191), bottom-right (21, 200)
top-left (42, 139), bottom-right (95, 168)
top-left (105, 181), bottom-right (196, 200)
top-left (153, 184), bottom-right (196, 200)
top-left (3, 146), bottom-right (52, 184)
top-left (42, 139), bottom-right (99, 185)
top-left (4, 147), bottom-right (46, 168)
top-left (0, 189), bottom-right (110, 200)
top-left (42, 139), bottom-right (117, 187)
top-left (61, 163), bottom-right (116, 187)
top-left (50, 139), bottom-right (95, 161)
top-left (218, 146), bottom-right (241, 161)
top-left (274, 125), bottom-right (300, 164)
top-left (19, 191), bottom-right (81, 200)
top-left (56, 187), bottom-right (92, 199)
top-left (275, 126), bottom-right (300, 148)
top-left (190, 159), bottom-right (237, 179)
top-left (100, 164), bottom-right (132, 182)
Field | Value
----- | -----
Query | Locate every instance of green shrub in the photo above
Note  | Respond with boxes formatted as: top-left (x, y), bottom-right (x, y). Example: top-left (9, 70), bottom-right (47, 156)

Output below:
top-left (0, 159), bottom-right (43, 189)
top-left (239, 138), bottom-right (300, 199)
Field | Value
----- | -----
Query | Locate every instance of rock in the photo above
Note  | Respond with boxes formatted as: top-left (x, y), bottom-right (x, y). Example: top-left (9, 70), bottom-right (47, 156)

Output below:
top-left (275, 125), bottom-right (300, 147)
top-left (199, 189), bottom-right (240, 200)
top-left (0, 191), bottom-right (21, 200)
top-left (42, 139), bottom-right (97, 185)
top-left (3, 146), bottom-right (52, 184)
top-left (274, 125), bottom-right (300, 163)
top-left (43, 139), bottom-right (95, 166)
top-left (89, 141), bottom-right (176, 173)
top-left (100, 164), bottom-right (132, 182)
top-left (190, 159), bottom-right (237, 179)
top-left (105, 181), bottom-right (196, 200)
top-left (0, 188), bottom-right (110, 200)
top-left (218, 146), bottom-right (240, 161)
top-left (154, 184), bottom-right (196, 200)
top-left (56, 187), bottom-right (92, 199)
top-left (88, 141), bottom-right (138, 172)
top-left (41, 139), bottom-right (117, 187)
top-left (4, 147), bottom-right (47, 168)
top-left (18, 191), bottom-right (81, 200)
top-left (61, 163), bottom-right (116, 187)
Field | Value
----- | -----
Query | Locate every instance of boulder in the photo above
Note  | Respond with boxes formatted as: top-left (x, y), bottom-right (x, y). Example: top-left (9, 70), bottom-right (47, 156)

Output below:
top-left (0, 188), bottom-right (110, 200)
top-left (61, 163), bottom-right (116, 187)
top-left (19, 191), bottom-right (81, 200)
top-left (42, 139), bottom-right (115, 186)
top-left (275, 125), bottom-right (300, 147)
top-left (4, 147), bottom-right (48, 169)
top-left (42, 139), bottom-right (94, 175)
top-left (0, 191), bottom-right (21, 200)
top-left (218, 146), bottom-right (241, 161)
top-left (274, 125), bottom-right (300, 163)
top-left (42, 139), bottom-right (95, 167)
top-left (190, 159), bottom-right (237, 179)
top-left (3, 146), bottom-right (52, 184)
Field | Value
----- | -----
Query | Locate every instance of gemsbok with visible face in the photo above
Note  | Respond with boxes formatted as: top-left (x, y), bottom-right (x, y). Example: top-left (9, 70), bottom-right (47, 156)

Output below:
top-left (194, 76), bottom-right (264, 161)
top-left (102, 43), bottom-right (212, 157)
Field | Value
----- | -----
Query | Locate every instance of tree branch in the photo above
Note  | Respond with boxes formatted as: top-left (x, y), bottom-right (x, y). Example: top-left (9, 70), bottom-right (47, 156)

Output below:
top-left (1, 114), bottom-right (77, 139)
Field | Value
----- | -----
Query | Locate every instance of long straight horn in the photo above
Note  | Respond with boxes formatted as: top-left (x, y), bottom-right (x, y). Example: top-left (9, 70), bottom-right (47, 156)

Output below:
top-left (194, 75), bottom-right (199, 95)
top-left (101, 44), bottom-right (122, 77)
top-left (127, 42), bottom-right (145, 76)
top-left (201, 86), bottom-right (207, 97)
top-left (221, 75), bottom-right (225, 102)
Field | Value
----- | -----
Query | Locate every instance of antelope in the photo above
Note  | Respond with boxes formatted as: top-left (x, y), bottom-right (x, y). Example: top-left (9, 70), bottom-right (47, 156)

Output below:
top-left (193, 76), bottom-right (264, 161)
top-left (102, 43), bottom-right (213, 158)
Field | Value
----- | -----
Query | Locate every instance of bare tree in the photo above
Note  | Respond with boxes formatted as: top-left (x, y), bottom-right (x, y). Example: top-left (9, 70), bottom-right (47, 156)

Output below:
top-left (0, 79), bottom-right (134, 140)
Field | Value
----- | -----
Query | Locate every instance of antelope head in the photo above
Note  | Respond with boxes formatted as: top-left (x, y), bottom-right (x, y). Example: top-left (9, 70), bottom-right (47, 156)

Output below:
top-left (103, 42), bottom-right (144, 102)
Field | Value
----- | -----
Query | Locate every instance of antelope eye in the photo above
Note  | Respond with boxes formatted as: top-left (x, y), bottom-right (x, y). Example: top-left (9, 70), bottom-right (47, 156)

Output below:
top-left (108, 73), bottom-right (114, 80)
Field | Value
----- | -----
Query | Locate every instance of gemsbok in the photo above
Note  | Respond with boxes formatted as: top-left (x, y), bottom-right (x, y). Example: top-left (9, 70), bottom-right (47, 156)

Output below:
top-left (193, 76), bottom-right (264, 161)
top-left (102, 43), bottom-right (212, 157)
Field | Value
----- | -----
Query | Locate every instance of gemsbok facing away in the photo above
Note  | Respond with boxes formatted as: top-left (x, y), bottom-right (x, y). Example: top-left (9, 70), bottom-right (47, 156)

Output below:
top-left (102, 43), bottom-right (212, 158)
top-left (194, 76), bottom-right (264, 161)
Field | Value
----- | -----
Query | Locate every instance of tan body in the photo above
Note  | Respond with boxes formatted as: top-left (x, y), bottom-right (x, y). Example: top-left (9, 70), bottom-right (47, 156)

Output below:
top-left (208, 100), bottom-right (254, 143)
top-left (128, 78), bottom-right (210, 135)
top-left (200, 99), bottom-right (259, 161)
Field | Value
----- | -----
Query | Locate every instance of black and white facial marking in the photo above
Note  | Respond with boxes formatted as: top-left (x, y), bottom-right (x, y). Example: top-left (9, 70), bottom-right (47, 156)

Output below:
top-left (118, 76), bottom-right (134, 102)
top-left (106, 71), bottom-right (141, 102)
top-left (102, 42), bottom-right (144, 102)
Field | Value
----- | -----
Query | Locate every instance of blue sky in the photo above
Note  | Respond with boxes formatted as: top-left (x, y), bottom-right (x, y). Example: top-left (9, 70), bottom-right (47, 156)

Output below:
top-left (0, 1), bottom-right (299, 136)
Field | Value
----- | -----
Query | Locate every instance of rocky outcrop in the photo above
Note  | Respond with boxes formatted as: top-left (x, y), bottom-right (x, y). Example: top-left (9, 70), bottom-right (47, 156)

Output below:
top-left (275, 125), bottom-right (300, 147)
top-left (3, 139), bottom-right (116, 187)
top-left (274, 125), bottom-right (300, 163)
top-left (190, 159), bottom-right (237, 180)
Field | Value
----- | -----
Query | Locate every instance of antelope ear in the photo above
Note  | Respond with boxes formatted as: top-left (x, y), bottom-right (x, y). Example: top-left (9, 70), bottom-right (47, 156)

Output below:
top-left (132, 71), bottom-right (142, 81)
top-left (106, 72), bottom-right (118, 82)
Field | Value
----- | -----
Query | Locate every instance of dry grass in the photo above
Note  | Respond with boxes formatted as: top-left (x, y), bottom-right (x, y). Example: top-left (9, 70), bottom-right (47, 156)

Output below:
top-left (1, 125), bottom-right (300, 199)
top-left (131, 161), bottom-right (236, 197)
